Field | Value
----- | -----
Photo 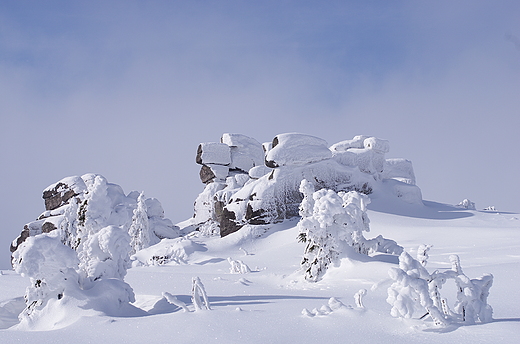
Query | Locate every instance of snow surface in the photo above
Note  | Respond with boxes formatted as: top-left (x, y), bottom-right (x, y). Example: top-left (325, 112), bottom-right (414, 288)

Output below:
top-left (1, 198), bottom-right (519, 343)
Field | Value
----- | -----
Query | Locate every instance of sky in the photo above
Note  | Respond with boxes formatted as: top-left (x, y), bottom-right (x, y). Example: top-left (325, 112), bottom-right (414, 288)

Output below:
top-left (1, 0), bottom-right (519, 269)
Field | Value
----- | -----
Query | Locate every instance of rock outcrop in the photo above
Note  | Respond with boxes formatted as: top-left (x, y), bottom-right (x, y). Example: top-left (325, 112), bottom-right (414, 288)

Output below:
top-left (10, 174), bottom-right (180, 262)
top-left (193, 133), bottom-right (423, 237)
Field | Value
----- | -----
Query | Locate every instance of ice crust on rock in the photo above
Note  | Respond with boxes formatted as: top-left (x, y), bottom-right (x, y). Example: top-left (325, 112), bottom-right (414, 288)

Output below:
top-left (221, 133), bottom-right (265, 171)
top-left (192, 133), bottom-right (423, 238)
top-left (196, 142), bottom-right (231, 166)
top-left (382, 158), bottom-right (416, 185)
top-left (265, 133), bottom-right (332, 168)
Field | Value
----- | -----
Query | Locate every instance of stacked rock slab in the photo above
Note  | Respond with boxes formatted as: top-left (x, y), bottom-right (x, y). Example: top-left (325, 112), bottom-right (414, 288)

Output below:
top-left (193, 133), bottom-right (423, 238)
top-left (193, 134), bottom-right (266, 235)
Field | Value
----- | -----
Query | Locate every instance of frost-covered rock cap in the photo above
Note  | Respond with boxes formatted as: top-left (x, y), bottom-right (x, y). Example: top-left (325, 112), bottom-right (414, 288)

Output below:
top-left (265, 133), bottom-right (332, 168)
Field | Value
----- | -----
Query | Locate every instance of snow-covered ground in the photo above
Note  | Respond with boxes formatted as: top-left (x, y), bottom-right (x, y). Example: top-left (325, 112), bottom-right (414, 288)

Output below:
top-left (1, 200), bottom-right (519, 343)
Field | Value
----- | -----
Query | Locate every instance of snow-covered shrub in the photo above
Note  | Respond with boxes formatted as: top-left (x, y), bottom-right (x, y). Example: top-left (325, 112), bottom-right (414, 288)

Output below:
top-left (79, 225), bottom-right (132, 285)
top-left (192, 277), bottom-right (210, 311)
top-left (12, 233), bottom-right (81, 321)
top-left (354, 289), bottom-right (367, 309)
top-left (298, 180), bottom-right (403, 282)
top-left (129, 192), bottom-right (150, 255)
top-left (163, 292), bottom-right (189, 312)
top-left (227, 257), bottom-right (251, 274)
top-left (302, 292), bottom-right (367, 317)
top-left (131, 237), bottom-right (205, 266)
top-left (417, 244), bottom-right (432, 267)
top-left (387, 249), bottom-right (494, 326)
top-left (456, 199), bottom-right (476, 210)
top-left (12, 222), bottom-right (136, 329)
top-left (11, 173), bottom-right (180, 260)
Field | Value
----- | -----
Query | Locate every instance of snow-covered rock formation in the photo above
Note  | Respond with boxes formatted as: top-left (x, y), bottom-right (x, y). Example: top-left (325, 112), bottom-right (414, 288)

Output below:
top-left (8, 174), bottom-right (180, 328)
top-left (10, 174), bottom-right (180, 261)
top-left (192, 133), bottom-right (423, 237)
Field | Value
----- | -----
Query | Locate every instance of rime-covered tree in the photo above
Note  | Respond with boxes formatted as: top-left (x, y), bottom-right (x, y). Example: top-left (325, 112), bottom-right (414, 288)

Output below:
top-left (76, 175), bottom-right (131, 286)
top-left (298, 179), bottom-right (402, 282)
top-left (12, 233), bottom-right (81, 324)
top-left (129, 192), bottom-right (150, 255)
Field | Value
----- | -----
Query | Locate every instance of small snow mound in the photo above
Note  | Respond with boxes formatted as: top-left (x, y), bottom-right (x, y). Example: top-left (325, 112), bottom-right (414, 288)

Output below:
top-left (132, 237), bottom-right (205, 266)
top-left (456, 199), bottom-right (476, 210)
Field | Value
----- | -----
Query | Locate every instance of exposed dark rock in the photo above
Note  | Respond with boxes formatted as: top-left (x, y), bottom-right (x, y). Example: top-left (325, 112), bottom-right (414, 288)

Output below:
top-left (196, 144), bottom-right (204, 165)
top-left (42, 222), bottom-right (57, 233)
top-left (10, 225), bottom-right (30, 253)
top-left (43, 182), bottom-right (77, 211)
top-left (245, 204), bottom-right (272, 225)
top-left (215, 201), bottom-right (242, 237)
top-left (199, 165), bottom-right (216, 184)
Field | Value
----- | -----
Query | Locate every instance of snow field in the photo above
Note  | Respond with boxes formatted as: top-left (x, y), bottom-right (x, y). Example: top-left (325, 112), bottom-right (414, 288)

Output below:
top-left (1, 202), bottom-right (519, 343)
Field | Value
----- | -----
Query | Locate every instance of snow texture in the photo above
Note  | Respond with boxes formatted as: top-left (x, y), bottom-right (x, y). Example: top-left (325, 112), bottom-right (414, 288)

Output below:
top-left (221, 133), bottom-right (264, 172)
top-left (0, 194), bottom-right (516, 341)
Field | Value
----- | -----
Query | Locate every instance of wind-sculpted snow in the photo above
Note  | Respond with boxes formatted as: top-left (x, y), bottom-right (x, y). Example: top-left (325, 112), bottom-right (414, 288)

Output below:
top-left (193, 133), bottom-right (423, 237)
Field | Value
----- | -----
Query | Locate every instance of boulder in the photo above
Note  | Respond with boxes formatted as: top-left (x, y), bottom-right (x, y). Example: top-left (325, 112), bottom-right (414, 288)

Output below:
top-left (42, 176), bottom-right (86, 211)
top-left (196, 142), bottom-right (231, 166)
top-left (221, 133), bottom-right (264, 172)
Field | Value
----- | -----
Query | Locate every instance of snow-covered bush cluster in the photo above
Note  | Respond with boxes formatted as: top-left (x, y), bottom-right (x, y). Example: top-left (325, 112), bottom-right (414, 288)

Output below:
top-left (456, 199), bottom-right (476, 210)
top-left (193, 133), bottom-right (423, 237)
top-left (9, 174), bottom-right (180, 328)
top-left (191, 277), bottom-right (211, 311)
top-left (387, 249), bottom-right (494, 326)
top-left (297, 179), bottom-right (403, 282)
top-left (227, 257), bottom-right (252, 274)
top-left (302, 293), bottom-right (367, 318)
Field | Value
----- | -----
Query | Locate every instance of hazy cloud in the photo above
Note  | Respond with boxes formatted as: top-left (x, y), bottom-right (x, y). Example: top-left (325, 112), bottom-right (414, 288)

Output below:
top-left (1, 1), bottom-right (519, 268)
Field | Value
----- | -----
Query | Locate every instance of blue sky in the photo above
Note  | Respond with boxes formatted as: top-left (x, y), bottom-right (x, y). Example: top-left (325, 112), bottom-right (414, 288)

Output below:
top-left (1, 1), bottom-right (519, 268)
